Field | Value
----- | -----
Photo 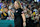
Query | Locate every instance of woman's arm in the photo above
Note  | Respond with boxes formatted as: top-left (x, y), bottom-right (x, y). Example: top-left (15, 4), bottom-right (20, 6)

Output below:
top-left (21, 13), bottom-right (26, 22)
top-left (21, 13), bottom-right (26, 26)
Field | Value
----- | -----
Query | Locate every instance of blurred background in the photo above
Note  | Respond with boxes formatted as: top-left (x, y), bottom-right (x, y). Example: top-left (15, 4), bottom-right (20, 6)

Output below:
top-left (0, 0), bottom-right (40, 27)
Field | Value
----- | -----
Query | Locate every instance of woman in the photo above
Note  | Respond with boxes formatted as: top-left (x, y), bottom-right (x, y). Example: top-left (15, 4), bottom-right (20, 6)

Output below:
top-left (14, 1), bottom-right (26, 27)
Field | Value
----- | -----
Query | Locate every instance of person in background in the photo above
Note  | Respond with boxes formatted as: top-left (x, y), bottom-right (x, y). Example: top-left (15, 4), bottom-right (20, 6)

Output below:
top-left (33, 8), bottom-right (38, 14)
top-left (7, 8), bottom-right (12, 20)
top-left (0, 9), bottom-right (2, 19)
top-left (0, 1), bottom-right (2, 19)
top-left (38, 8), bottom-right (40, 25)
top-left (1, 7), bottom-right (8, 20)
top-left (28, 4), bottom-right (32, 10)
top-left (8, 8), bottom-right (14, 20)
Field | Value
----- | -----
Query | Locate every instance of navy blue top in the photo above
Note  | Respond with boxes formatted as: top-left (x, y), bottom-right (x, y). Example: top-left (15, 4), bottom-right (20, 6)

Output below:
top-left (14, 8), bottom-right (23, 20)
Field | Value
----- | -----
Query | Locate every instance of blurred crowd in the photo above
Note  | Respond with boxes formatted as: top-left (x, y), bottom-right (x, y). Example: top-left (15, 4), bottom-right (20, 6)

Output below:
top-left (0, 0), bottom-right (40, 27)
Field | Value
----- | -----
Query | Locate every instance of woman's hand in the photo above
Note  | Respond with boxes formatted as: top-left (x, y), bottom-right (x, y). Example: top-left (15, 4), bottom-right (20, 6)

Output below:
top-left (23, 22), bottom-right (26, 27)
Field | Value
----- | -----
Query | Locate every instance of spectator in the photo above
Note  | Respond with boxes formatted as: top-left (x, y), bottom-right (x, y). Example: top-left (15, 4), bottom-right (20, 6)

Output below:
top-left (1, 7), bottom-right (8, 20)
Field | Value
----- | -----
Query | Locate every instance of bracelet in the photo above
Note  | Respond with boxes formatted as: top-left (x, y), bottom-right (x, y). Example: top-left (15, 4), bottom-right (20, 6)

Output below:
top-left (23, 22), bottom-right (26, 23)
top-left (23, 21), bottom-right (26, 22)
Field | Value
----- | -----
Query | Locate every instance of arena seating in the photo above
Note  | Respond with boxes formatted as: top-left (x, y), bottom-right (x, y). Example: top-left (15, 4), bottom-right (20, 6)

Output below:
top-left (0, 20), bottom-right (14, 27)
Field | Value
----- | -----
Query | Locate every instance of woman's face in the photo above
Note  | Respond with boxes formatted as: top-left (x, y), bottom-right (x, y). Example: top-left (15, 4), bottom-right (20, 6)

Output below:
top-left (14, 1), bottom-right (19, 9)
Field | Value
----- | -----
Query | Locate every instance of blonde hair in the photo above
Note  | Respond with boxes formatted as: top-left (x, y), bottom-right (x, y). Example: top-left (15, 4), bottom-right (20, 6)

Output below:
top-left (14, 1), bottom-right (21, 8)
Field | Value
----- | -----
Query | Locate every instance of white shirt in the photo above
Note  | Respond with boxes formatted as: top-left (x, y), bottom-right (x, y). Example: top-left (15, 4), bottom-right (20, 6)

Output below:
top-left (33, 9), bottom-right (38, 14)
